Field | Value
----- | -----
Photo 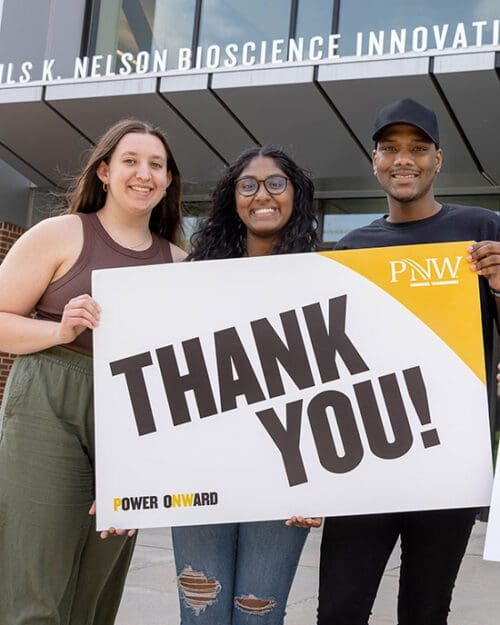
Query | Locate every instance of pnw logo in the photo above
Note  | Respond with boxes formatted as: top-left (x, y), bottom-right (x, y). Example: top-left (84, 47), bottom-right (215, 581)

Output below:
top-left (390, 256), bottom-right (462, 287)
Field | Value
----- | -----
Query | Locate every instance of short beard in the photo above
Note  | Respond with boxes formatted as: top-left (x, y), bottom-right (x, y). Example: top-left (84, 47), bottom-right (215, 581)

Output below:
top-left (390, 191), bottom-right (422, 203)
top-left (386, 182), bottom-right (432, 205)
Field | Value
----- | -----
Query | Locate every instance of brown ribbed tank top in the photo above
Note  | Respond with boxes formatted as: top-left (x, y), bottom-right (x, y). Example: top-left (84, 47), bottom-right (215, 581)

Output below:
top-left (36, 212), bottom-right (173, 355)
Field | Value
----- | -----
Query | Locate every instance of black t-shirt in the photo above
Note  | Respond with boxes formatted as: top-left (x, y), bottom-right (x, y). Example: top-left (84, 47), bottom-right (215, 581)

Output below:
top-left (336, 204), bottom-right (500, 400)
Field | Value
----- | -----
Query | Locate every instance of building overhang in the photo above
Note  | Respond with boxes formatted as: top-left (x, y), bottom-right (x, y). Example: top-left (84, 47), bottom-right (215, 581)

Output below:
top-left (0, 49), bottom-right (499, 198)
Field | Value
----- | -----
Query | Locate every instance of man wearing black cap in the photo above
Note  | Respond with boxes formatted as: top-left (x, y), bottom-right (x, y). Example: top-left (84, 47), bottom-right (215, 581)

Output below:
top-left (317, 98), bottom-right (500, 625)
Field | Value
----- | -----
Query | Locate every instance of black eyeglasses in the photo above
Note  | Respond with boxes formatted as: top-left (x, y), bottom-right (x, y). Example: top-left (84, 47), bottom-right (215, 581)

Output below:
top-left (235, 175), bottom-right (289, 197)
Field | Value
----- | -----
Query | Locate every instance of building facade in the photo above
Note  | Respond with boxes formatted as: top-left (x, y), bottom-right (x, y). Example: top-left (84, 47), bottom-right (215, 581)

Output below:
top-left (0, 0), bottom-right (499, 241)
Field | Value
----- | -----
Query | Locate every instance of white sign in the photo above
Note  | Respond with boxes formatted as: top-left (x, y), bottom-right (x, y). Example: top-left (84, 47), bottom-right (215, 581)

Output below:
top-left (484, 462), bottom-right (500, 560)
top-left (1, 19), bottom-right (499, 86)
top-left (92, 244), bottom-right (492, 530)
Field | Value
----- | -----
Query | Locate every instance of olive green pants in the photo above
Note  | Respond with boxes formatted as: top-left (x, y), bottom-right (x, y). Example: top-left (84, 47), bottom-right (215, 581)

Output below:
top-left (0, 347), bottom-right (136, 625)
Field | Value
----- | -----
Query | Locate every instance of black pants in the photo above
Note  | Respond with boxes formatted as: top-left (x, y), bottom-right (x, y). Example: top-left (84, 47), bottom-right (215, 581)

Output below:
top-left (317, 508), bottom-right (477, 625)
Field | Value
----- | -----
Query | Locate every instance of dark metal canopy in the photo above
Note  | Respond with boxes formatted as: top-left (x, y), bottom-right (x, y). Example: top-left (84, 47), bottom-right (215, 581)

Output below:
top-left (0, 49), bottom-right (499, 198)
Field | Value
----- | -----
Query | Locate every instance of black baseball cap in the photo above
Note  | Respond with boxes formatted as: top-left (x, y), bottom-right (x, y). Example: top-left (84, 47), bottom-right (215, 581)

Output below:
top-left (372, 98), bottom-right (440, 147)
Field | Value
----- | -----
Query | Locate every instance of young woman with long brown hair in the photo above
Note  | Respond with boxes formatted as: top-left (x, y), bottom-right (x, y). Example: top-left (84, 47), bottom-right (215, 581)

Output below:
top-left (0, 119), bottom-right (185, 625)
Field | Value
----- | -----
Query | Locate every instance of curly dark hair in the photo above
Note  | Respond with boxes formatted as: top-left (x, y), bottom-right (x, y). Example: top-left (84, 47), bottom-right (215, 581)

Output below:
top-left (189, 146), bottom-right (318, 260)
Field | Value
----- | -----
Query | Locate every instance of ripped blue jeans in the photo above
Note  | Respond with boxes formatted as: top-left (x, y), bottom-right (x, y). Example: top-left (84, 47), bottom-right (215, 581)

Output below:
top-left (172, 521), bottom-right (309, 624)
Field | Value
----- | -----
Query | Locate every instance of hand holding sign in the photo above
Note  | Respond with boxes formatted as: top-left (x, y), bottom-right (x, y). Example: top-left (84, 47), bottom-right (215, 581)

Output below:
top-left (467, 241), bottom-right (500, 291)
top-left (88, 501), bottom-right (136, 539)
top-left (286, 516), bottom-right (322, 528)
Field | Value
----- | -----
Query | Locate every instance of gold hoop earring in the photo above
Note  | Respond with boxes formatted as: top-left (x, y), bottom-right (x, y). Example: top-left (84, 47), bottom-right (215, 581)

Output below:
top-left (103, 182), bottom-right (108, 193)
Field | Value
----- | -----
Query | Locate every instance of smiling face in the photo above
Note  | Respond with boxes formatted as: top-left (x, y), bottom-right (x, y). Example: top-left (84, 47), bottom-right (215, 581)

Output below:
top-left (372, 123), bottom-right (442, 210)
top-left (235, 155), bottom-right (294, 248)
top-left (97, 132), bottom-right (172, 219)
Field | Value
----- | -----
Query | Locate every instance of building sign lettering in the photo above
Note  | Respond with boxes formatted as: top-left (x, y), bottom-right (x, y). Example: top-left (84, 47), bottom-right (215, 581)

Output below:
top-left (0, 19), bottom-right (498, 86)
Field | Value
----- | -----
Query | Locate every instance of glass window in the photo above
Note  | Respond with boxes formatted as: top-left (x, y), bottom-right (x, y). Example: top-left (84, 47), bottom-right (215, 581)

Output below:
top-left (91, 0), bottom-right (196, 72)
top-left (198, 0), bottom-right (292, 67)
top-left (338, 0), bottom-right (499, 56)
top-left (295, 0), bottom-right (335, 43)
top-left (323, 212), bottom-right (382, 243)
top-left (320, 194), bottom-right (500, 243)
top-left (182, 201), bottom-right (211, 250)
top-left (320, 197), bottom-right (386, 242)
top-left (436, 194), bottom-right (500, 212)
top-left (148, 0), bottom-right (197, 67)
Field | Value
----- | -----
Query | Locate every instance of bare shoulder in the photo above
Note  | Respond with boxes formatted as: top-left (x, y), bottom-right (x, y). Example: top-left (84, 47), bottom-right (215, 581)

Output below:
top-left (6, 214), bottom-right (80, 258)
top-left (170, 242), bottom-right (188, 262)
top-left (26, 213), bottom-right (82, 241)
top-left (0, 214), bottom-right (85, 315)
top-left (2, 214), bottom-right (84, 286)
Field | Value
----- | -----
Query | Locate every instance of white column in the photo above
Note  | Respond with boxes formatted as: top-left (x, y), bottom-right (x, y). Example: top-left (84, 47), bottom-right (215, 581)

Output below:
top-left (0, 0), bottom-right (5, 33)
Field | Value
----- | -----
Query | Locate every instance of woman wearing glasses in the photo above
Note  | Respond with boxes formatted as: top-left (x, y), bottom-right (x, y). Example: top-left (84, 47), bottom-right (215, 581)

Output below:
top-left (172, 146), bottom-right (321, 625)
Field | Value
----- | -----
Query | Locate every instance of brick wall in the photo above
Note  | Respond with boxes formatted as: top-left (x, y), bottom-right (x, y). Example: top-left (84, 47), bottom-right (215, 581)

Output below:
top-left (0, 220), bottom-right (26, 401)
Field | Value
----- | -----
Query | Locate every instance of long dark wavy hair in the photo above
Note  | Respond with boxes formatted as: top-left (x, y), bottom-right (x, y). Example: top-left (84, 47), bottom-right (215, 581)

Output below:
top-left (189, 146), bottom-right (318, 260)
top-left (65, 119), bottom-right (183, 246)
